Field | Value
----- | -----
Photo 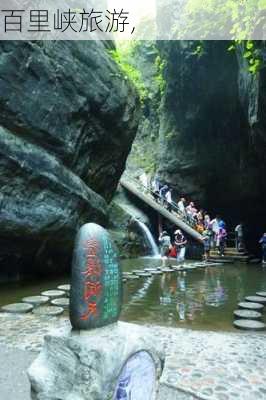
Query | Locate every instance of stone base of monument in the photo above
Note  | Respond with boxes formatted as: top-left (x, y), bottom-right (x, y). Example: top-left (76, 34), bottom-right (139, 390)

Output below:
top-left (28, 322), bottom-right (162, 400)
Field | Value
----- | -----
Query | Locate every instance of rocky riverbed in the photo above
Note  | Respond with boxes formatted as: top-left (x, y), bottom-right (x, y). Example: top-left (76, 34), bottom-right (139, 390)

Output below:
top-left (0, 312), bottom-right (266, 400)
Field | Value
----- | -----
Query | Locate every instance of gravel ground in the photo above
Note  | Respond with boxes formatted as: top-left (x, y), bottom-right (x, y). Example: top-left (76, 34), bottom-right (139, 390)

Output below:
top-left (0, 345), bottom-right (35, 400)
top-left (0, 312), bottom-right (266, 400)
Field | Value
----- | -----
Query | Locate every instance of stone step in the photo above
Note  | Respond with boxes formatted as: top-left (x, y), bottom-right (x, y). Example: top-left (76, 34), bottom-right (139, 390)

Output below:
top-left (233, 309), bottom-right (262, 320)
top-left (245, 295), bottom-right (266, 305)
top-left (210, 251), bottom-right (247, 257)
top-left (209, 257), bottom-right (235, 264)
top-left (1, 303), bottom-right (34, 313)
top-left (238, 301), bottom-right (264, 311)
top-left (22, 295), bottom-right (49, 307)
top-left (256, 291), bottom-right (266, 297)
top-left (234, 319), bottom-right (266, 331)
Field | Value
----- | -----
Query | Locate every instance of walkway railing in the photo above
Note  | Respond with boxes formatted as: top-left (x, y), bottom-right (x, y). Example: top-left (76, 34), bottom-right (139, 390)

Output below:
top-left (120, 173), bottom-right (204, 243)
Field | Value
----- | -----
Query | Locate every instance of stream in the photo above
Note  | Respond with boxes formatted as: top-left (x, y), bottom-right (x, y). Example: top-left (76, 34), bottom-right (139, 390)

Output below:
top-left (0, 259), bottom-right (266, 332)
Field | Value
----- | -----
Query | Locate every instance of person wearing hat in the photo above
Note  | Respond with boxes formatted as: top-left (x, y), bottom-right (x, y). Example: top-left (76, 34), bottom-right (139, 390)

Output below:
top-left (174, 229), bottom-right (187, 262)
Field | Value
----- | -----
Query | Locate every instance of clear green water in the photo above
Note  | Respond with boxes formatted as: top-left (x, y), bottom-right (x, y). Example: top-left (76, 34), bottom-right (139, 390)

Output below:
top-left (120, 258), bottom-right (266, 332)
top-left (0, 259), bottom-right (265, 332)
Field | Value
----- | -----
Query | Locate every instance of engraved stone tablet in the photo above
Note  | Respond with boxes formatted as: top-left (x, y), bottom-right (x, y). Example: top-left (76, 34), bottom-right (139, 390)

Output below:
top-left (70, 223), bottom-right (123, 330)
top-left (113, 351), bottom-right (156, 400)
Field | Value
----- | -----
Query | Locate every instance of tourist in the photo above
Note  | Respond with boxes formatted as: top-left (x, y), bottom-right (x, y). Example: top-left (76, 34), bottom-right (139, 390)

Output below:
top-left (174, 229), bottom-right (187, 262)
top-left (197, 209), bottom-right (204, 223)
top-left (158, 231), bottom-right (171, 259)
top-left (151, 178), bottom-right (160, 202)
top-left (196, 220), bottom-right (205, 234)
top-left (204, 214), bottom-right (211, 229)
top-left (186, 202), bottom-right (197, 225)
top-left (202, 227), bottom-right (212, 262)
top-left (218, 227), bottom-right (227, 256)
top-left (159, 184), bottom-right (169, 205)
top-left (259, 233), bottom-right (266, 264)
top-left (218, 218), bottom-right (226, 229)
top-left (177, 197), bottom-right (187, 219)
top-left (139, 171), bottom-right (148, 190)
top-left (152, 176), bottom-right (160, 192)
top-left (210, 215), bottom-right (220, 248)
top-left (235, 223), bottom-right (245, 252)
top-left (165, 188), bottom-right (173, 212)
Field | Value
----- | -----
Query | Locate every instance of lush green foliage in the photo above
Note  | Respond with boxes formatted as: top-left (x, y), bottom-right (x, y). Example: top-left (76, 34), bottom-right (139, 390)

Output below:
top-left (173, 0), bottom-right (265, 40)
top-left (109, 41), bottom-right (167, 103)
top-left (155, 54), bottom-right (167, 96)
top-left (228, 40), bottom-right (263, 74)
top-left (108, 42), bottom-right (148, 103)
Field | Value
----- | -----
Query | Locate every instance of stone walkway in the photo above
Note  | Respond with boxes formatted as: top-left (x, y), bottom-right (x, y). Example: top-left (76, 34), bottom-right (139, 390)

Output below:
top-left (0, 313), bottom-right (265, 400)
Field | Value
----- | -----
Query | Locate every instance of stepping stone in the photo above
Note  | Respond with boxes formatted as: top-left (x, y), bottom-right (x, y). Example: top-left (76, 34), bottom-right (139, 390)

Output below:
top-left (132, 270), bottom-right (145, 274)
top-left (41, 290), bottom-right (65, 299)
top-left (151, 270), bottom-right (163, 275)
top-left (161, 268), bottom-right (174, 273)
top-left (137, 272), bottom-right (152, 277)
top-left (238, 302), bottom-right (264, 311)
top-left (256, 291), bottom-right (266, 298)
top-left (144, 268), bottom-right (158, 272)
top-left (249, 259), bottom-right (261, 264)
top-left (185, 265), bottom-right (197, 270)
top-left (51, 298), bottom-right (69, 309)
top-left (123, 279), bottom-right (127, 283)
top-left (245, 295), bottom-right (266, 305)
top-left (32, 306), bottom-right (64, 316)
top-left (123, 272), bottom-right (133, 276)
top-left (57, 284), bottom-right (70, 292)
top-left (234, 319), bottom-right (265, 331)
top-left (127, 275), bottom-right (140, 280)
top-left (234, 309), bottom-right (262, 320)
top-left (1, 303), bottom-right (33, 313)
top-left (22, 296), bottom-right (49, 307)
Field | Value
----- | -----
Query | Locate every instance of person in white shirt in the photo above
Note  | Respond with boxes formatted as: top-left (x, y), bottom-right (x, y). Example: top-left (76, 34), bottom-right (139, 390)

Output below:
top-left (177, 197), bottom-right (187, 219)
top-left (165, 189), bottom-right (172, 212)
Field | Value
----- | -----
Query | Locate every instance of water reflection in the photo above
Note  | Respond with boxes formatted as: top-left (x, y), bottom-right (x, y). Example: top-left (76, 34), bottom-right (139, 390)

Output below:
top-left (120, 259), bottom-right (266, 331)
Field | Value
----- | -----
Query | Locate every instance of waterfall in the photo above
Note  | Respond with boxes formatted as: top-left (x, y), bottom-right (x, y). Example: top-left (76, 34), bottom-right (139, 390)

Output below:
top-left (136, 220), bottom-right (160, 257)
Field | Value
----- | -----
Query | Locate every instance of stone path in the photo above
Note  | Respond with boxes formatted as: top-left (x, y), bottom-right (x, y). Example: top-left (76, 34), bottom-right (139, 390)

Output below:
top-left (0, 313), bottom-right (266, 400)
top-left (155, 326), bottom-right (266, 400)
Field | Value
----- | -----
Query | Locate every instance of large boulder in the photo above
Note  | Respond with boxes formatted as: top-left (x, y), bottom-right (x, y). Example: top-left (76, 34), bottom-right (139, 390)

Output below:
top-left (0, 41), bottom-right (140, 278)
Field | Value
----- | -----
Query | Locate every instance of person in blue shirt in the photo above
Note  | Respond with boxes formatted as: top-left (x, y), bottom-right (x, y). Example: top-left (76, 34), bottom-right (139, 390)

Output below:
top-left (259, 233), bottom-right (266, 264)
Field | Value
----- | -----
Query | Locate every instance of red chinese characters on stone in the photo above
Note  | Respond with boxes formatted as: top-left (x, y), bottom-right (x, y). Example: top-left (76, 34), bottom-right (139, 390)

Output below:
top-left (84, 281), bottom-right (102, 300)
top-left (80, 239), bottom-right (103, 321)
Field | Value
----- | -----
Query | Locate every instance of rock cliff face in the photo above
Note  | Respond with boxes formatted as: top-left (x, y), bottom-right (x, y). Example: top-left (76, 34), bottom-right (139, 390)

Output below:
top-left (0, 41), bottom-right (139, 278)
top-left (155, 41), bottom-right (266, 248)
top-left (124, 40), bottom-right (266, 250)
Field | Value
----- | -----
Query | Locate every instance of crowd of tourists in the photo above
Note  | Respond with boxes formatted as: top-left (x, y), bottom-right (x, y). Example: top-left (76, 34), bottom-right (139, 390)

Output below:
top-left (139, 172), bottom-right (266, 263)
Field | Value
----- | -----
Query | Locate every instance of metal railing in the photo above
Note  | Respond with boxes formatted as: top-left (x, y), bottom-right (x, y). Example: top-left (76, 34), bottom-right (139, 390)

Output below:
top-left (122, 172), bottom-right (198, 230)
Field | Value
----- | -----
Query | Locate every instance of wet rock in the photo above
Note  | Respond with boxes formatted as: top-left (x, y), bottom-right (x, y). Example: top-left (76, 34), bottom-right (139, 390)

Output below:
top-left (41, 290), bottom-right (65, 299)
top-left (0, 41), bottom-right (140, 278)
top-left (32, 306), bottom-right (64, 316)
top-left (245, 295), bottom-right (266, 304)
top-left (238, 302), bottom-right (264, 311)
top-left (51, 298), bottom-right (70, 309)
top-left (1, 303), bottom-right (33, 313)
top-left (234, 319), bottom-right (266, 331)
top-left (22, 296), bottom-right (49, 307)
top-left (233, 309), bottom-right (262, 320)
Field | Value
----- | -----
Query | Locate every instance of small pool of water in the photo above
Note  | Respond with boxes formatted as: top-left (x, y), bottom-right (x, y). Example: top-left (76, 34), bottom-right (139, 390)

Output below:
top-left (0, 259), bottom-right (265, 332)
top-left (120, 258), bottom-right (266, 332)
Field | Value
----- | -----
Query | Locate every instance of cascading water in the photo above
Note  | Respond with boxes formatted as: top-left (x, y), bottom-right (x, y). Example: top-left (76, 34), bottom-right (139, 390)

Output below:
top-left (135, 220), bottom-right (160, 257)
